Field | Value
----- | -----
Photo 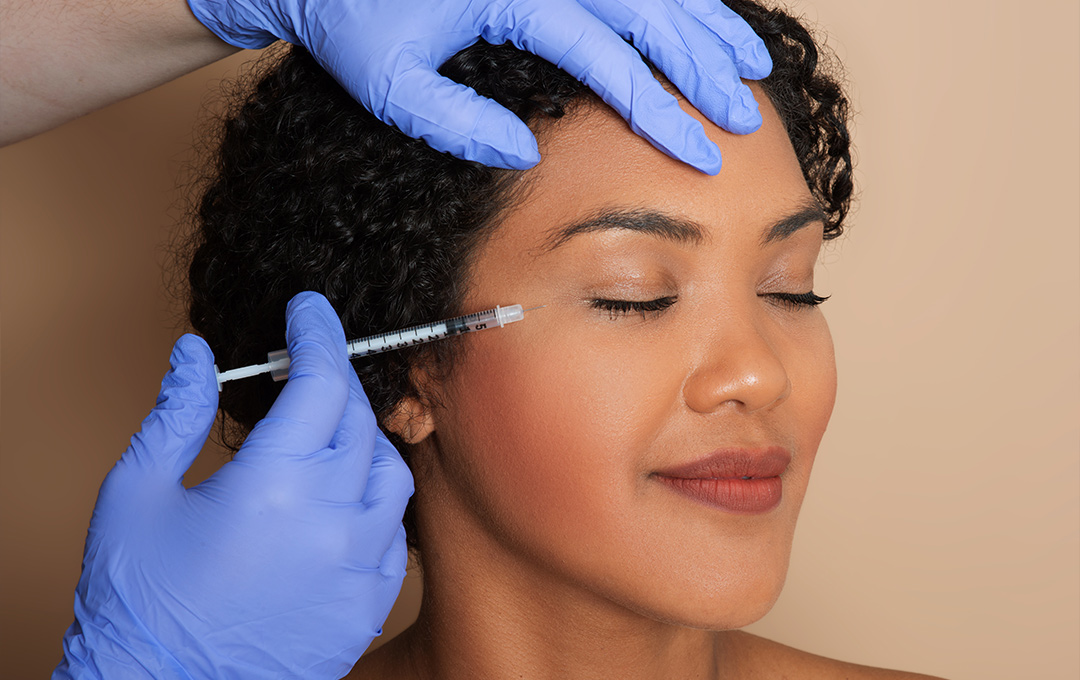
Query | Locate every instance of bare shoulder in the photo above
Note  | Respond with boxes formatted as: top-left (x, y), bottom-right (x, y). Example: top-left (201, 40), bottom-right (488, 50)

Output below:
top-left (723, 631), bottom-right (949, 680)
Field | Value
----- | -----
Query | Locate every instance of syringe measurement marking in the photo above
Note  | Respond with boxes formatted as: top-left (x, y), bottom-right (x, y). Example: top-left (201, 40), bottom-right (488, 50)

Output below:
top-left (214, 303), bottom-right (539, 390)
top-left (362, 312), bottom-right (490, 348)
top-left (345, 316), bottom-right (491, 358)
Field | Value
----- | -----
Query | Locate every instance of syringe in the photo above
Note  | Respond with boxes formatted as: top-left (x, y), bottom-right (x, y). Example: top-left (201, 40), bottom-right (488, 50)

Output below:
top-left (214, 304), bottom-right (539, 391)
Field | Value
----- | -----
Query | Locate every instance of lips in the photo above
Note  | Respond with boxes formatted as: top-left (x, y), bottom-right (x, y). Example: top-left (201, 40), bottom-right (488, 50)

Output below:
top-left (653, 447), bottom-right (791, 514)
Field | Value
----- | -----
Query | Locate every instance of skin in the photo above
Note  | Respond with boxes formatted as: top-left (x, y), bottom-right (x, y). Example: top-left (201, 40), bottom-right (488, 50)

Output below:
top-left (0, 0), bottom-right (236, 145)
top-left (354, 86), bottom-right (940, 680)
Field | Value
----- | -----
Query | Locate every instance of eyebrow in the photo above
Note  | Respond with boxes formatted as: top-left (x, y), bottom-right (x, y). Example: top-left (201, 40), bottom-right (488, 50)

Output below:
top-left (759, 200), bottom-right (827, 247)
top-left (540, 200), bottom-right (826, 253)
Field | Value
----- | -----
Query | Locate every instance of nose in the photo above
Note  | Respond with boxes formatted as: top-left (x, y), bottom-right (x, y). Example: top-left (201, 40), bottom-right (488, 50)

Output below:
top-left (682, 317), bottom-right (792, 414)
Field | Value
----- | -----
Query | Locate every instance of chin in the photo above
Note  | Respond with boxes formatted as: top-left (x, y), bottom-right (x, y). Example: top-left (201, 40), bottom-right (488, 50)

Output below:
top-left (682, 588), bottom-right (785, 631)
top-left (618, 562), bottom-right (790, 632)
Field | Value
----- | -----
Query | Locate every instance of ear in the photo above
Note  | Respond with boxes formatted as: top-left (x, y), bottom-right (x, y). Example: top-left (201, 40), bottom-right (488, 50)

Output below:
top-left (383, 394), bottom-right (436, 444)
top-left (382, 359), bottom-right (441, 444)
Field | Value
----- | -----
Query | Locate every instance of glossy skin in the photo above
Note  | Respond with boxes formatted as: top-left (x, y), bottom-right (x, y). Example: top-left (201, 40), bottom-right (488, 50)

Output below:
top-left (360, 84), bottom-right (839, 678)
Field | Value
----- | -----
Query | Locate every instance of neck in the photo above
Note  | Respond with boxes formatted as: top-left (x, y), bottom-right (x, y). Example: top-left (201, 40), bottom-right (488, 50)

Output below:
top-left (366, 487), bottom-right (747, 680)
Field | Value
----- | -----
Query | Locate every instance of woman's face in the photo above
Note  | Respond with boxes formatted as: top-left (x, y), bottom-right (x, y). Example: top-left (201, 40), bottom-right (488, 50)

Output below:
top-left (410, 84), bottom-right (836, 629)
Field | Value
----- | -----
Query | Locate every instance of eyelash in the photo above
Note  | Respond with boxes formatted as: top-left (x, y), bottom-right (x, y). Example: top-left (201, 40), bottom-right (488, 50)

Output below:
top-left (591, 296), bottom-right (677, 320)
top-left (767, 291), bottom-right (831, 310)
top-left (590, 292), bottom-right (829, 319)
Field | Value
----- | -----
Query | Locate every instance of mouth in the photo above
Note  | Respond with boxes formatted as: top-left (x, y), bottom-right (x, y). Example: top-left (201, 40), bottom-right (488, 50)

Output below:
top-left (653, 447), bottom-right (791, 515)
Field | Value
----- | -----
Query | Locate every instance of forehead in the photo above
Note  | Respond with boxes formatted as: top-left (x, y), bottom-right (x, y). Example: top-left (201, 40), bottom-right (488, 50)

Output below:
top-left (495, 82), bottom-right (814, 251)
top-left (466, 82), bottom-right (816, 287)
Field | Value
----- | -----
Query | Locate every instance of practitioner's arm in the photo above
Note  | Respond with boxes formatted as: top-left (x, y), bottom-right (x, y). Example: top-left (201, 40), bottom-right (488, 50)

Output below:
top-left (0, 0), bottom-right (238, 145)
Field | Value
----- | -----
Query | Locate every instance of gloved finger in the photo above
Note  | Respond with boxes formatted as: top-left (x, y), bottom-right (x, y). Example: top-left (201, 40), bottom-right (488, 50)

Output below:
top-left (347, 436), bottom-right (410, 569)
top-left (322, 366), bottom-right (380, 501)
top-left (376, 50), bottom-right (541, 170)
top-left (577, 0), bottom-right (762, 134)
top-left (342, 526), bottom-right (408, 646)
top-left (362, 429), bottom-right (414, 519)
top-left (123, 334), bottom-right (219, 483)
top-left (242, 292), bottom-right (350, 459)
top-left (350, 431), bottom-right (413, 564)
top-left (672, 0), bottom-right (773, 79)
top-left (489, 2), bottom-right (723, 173)
top-left (379, 524), bottom-right (409, 581)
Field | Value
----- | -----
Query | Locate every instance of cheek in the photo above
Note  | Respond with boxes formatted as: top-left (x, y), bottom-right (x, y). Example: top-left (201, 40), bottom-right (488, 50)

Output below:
top-left (433, 326), bottom-right (679, 561)
top-left (785, 315), bottom-right (837, 486)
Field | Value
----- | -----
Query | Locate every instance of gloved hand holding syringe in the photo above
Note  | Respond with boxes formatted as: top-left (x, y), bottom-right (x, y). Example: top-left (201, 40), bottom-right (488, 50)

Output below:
top-left (215, 304), bottom-right (544, 390)
top-left (56, 297), bottom-right (545, 678)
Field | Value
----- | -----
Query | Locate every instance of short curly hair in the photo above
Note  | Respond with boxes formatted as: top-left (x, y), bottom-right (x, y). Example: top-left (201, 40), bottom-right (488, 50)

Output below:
top-left (186, 0), bottom-right (853, 550)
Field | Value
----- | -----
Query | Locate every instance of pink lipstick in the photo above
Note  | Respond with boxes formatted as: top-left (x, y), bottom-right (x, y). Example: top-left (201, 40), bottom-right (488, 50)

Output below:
top-left (653, 447), bottom-right (791, 514)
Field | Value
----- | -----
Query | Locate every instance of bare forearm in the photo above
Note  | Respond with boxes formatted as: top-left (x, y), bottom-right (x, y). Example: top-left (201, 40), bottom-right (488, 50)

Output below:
top-left (0, 0), bottom-right (241, 145)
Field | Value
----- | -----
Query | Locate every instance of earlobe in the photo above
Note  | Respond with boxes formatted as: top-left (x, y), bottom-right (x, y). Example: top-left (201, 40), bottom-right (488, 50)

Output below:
top-left (384, 396), bottom-right (436, 444)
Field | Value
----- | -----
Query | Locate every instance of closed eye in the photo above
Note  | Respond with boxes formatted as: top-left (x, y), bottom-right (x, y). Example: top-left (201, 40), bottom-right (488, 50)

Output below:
top-left (590, 296), bottom-right (677, 320)
top-left (764, 291), bottom-right (830, 310)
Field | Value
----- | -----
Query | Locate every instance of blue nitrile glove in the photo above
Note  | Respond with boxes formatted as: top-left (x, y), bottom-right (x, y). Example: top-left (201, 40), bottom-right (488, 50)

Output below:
top-left (54, 292), bottom-right (413, 680)
top-left (187, 0), bottom-right (772, 174)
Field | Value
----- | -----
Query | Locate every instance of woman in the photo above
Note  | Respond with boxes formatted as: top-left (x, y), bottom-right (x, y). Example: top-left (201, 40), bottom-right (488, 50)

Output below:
top-left (188, 1), bottom-right (941, 676)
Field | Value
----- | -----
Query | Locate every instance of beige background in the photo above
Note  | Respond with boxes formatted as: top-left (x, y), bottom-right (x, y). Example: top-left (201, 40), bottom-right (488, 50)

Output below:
top-left (2, 1), bottom-right (1077, 678)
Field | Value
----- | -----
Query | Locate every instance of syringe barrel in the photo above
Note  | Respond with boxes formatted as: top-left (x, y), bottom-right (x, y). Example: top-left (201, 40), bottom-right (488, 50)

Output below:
top-left (341, 304), bottom-right (524, 360)
top-left (267, 304), bottom-right (526, 382)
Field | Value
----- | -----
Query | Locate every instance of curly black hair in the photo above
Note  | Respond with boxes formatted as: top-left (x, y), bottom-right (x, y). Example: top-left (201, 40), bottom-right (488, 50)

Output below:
top-left (186, 0), bottom-right (853, 551)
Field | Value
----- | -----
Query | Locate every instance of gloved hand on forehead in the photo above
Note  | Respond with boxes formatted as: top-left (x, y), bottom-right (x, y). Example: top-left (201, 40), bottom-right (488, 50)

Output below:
top-left (54, 293), bottom-right (413, 679)
top-left (187, 0), bottom-right (772, 174)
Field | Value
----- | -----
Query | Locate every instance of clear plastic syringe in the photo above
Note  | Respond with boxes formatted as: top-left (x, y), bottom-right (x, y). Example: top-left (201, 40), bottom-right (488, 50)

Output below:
top-left (214, 304), bottom-right (537, 391)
